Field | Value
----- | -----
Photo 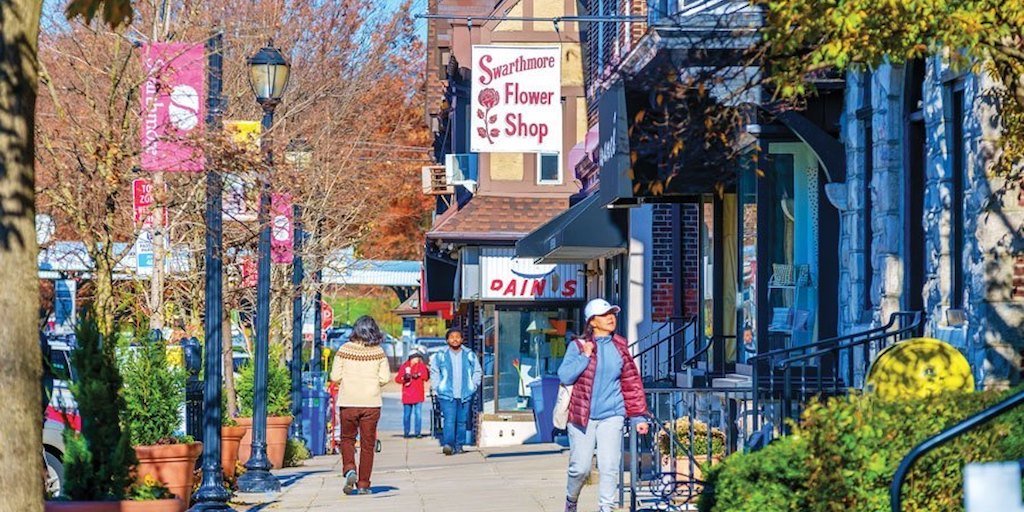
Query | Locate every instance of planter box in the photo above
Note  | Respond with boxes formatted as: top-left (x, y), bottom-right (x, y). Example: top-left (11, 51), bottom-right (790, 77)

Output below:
top-left (134, 443), bottom-right (202, 505)
top-left (45, 499), bottom-right (183, 512)
top-left (236, 416), bottom-right (293, 469)
top-left (221, 425), bottom-right (247, 478)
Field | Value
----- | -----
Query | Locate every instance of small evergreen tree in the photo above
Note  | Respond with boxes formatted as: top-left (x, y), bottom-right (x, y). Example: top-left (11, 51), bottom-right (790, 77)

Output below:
top-left (121, 333), bottom-right (187, 446)
top-left (62, 312), bottom-right (135, 500)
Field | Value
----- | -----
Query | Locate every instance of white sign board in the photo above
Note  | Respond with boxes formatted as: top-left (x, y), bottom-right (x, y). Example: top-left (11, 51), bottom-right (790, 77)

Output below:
top-left (470, 45), bottom-right (562, 153)
top-left (480, 247), bottom-right (582, 301)
top-left (135, 229), bottom-right (154, 276)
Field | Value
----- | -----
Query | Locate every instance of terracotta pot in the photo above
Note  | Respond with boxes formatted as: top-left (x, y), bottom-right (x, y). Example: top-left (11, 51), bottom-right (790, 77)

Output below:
top-left (237, 416), bottom-right (293, 469)
top-left (44, 500), bottom-right (183, 512)
top-left (119, 500), bottom-right (184, 512)
top-left (221, 425), bottom-right (247, 478)
top-left (666, 455), bottom-right (722, 502)
top-left (44, 503), bottom-right (120, 512)
top-left (133, 443), bottom-right (202, 505)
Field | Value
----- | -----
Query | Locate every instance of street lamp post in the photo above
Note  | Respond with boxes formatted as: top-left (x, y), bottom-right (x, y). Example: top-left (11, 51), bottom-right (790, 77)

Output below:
top-left (284, 139), bottom-right (311, 441)
top-left (237, 41), bottom-right (290, 496)
top-left (190, 30), bottom-right (234, 512)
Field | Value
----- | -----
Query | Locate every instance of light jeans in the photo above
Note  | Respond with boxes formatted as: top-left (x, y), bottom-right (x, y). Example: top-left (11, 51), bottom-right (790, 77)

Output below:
top-left (566, 416), bottom-right (625, 512)
top-left (403, 402), bottom-right (423, 437)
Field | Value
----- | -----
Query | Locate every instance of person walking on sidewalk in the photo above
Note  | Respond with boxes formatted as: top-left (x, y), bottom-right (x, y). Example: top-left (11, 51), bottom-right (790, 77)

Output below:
top-left (329, 315), bottom-right (391, 496)
top-left (558, 299), bottom-right (650, 512)
top-left (429, 328), bottom-right (482, 455)
top-left (395, 349), bottom-right (429, 438)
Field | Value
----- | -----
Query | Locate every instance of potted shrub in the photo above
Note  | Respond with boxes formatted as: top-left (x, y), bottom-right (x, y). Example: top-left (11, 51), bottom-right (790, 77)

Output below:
top-left (235, 347), bottom-right (293, 469)
top-left (121, 334), bottom-right (201, 505)
top-left (220, 392), bottom-right (246, 479)
top-left (659, 417), bottom-right (727, 490)
top-left (46, 315), bottom-right (181, 512)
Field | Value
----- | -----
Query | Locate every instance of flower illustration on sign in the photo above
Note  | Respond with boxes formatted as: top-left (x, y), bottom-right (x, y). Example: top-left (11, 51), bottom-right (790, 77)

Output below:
top-left (477, 88), bottom-right (501, 144)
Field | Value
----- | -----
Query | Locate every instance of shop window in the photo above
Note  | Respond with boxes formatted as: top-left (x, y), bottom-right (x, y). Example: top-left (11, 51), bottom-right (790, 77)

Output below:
top-left (537, 152), bottom-right (561, 184)
top-left (488, 307), bottom-right (579, 413)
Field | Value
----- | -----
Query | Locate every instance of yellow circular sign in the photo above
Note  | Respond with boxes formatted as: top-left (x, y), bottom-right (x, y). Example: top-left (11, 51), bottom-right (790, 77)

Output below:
top-left (865, 337), bottom-right (974, 400)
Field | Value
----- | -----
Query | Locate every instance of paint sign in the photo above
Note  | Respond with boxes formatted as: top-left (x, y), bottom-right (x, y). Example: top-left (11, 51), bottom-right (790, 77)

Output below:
top-left (140, 43), bottom-right (205, 172)
top-left (470, 45), bottom-right (562, 153)
top-left (270, 193), bottom-right (294, 264)
top-left (479, 247), bottom-right (582, 301)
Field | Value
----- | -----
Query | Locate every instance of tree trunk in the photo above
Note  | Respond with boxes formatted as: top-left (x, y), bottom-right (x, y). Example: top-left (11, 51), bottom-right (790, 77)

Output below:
top-left (222, 301), bottom-right (237, 418)
top-left (93, 256), bottom-right (116, 340)
top-left (0, 1), bottom-right (45, 511)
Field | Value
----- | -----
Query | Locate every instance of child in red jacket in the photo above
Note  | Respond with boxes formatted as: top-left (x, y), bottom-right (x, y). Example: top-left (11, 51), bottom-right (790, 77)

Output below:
top-left (395, 350), bottom-right (428, 438)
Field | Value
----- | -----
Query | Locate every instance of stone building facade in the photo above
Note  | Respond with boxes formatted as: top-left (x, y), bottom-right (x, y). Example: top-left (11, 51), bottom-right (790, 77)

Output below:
top-left (838, 59), bottom-right (1024, 389)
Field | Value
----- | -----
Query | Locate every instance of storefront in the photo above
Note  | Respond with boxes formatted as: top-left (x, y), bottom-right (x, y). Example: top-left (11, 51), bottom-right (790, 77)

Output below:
top-left (457, 246), bottom-right (585, 446)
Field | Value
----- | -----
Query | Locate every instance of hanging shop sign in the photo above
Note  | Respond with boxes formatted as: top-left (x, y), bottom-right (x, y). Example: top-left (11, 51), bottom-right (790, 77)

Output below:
top-left (478, 247), bottom-right (582, 301)
top-left (140, 42), bottom-right (205, 172)
top-left (470, 45), bottom-right (562, 153)
top-left (270, 193), bottom-right (294, 264)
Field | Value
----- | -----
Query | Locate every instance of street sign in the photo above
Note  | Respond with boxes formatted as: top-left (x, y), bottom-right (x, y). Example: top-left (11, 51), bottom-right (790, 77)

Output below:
top-left (135, 229), bottom-right (154, 275)
top-left (132, 178), bottom-right (168, 228)
top-left (321, 300), bottom-right (334, 331)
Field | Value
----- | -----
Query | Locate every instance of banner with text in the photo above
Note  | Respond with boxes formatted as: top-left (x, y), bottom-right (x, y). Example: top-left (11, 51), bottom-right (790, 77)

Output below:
top-left (470, 45), bottom-right (562, 153)
top-left (479, 247), bottom-right (582, 301)
top-left (140, 42), bottom-right (205, 172)
top-left (223, 120), bottom-right (261, 222)
top-left (271, 193), bottom-right (294, 264)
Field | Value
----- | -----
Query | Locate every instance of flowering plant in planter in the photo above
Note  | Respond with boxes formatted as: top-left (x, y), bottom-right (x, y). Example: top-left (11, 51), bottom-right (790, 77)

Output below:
top-left (127, 475), bottom-right (174, 501)
top-left (660, 417), bottom-right (727, 458)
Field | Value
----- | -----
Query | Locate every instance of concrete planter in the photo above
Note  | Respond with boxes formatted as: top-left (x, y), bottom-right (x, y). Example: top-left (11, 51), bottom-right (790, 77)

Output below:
top-left (133, 443), bottom-right (202, 504)
top-left (236, 416), bottom-right (293, 469)
top-left (221, 425), bottom-right (247, 478)
top-left (44, 499), bottom-right (184, 512)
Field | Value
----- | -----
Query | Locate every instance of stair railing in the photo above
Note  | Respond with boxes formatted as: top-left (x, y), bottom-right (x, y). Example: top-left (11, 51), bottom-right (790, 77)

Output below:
top-left (750, 311), bottom-right (922, 434)
top-left (891, 389), bottom-right (1024, 512)
top-left (632, 317), bottom-right (698, 384)
top-left (621, 386), bottom-right (755, 511)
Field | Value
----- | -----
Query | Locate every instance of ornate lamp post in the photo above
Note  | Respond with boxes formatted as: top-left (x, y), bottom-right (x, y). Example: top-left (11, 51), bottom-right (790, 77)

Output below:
top-left (190, 31), bottom-right (234, 512)
top-left (284, 139), bottom-right (311, 441)
top-left (237, 41), bottom-right (290, 495)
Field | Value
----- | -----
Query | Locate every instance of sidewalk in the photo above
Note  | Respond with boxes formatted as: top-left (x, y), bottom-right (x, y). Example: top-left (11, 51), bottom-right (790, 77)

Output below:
top-left (234, 435), bottom-right (601, 512)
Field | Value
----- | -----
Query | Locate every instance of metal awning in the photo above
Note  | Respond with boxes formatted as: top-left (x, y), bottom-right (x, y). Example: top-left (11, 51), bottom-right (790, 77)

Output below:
top-left (515, 192), bottom-right (628, 264)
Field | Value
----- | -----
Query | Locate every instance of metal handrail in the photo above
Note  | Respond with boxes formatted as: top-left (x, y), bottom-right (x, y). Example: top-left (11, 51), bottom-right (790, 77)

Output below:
top-left (682, 334), bottom-right (737, 368)
top-left (775, 317), bottom-right (921, 369)
top-left (630, 316), bottom-right (694, 355)
top-left (891, 389), bottom-right (1024, 511)
top-left (747, 313), bottom-right (904, 363)
top-left (633, 316), bottom-right (697, 359)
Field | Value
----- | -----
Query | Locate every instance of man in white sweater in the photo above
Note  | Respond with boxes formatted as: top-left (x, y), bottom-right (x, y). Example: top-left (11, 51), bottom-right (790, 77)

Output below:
top-left (329, 316), bottom-right (391, 495)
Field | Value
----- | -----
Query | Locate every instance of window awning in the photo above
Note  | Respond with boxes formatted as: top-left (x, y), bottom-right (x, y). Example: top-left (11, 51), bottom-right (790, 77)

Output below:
top-left (515, 192), bottom-right (628, 264)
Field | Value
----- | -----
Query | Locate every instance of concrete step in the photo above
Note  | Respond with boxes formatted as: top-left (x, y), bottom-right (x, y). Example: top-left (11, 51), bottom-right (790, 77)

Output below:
top-left (965, 461), bottom-right (1024, 511)
top-left (711, 374), bottom-right (752, 389)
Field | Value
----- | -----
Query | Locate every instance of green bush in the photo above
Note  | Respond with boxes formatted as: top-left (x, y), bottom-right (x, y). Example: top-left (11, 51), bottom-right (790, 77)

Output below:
top-left (121, 335), bottom-right (187, 446)
top-left (284, 438), bottom-right (311, 467)
top-left (660, 417), bottom-right (727, 457)
top-left (62, 313), bottom-right (136, 501)
top-left (699, 388), bottom-right (1024, 511)
top-left (236, 347), bottom-right (292, 418)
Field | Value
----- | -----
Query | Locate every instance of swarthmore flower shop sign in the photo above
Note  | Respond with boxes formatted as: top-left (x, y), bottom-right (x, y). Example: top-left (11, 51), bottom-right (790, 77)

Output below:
top-left (471, 45), bottom-right (562, 153)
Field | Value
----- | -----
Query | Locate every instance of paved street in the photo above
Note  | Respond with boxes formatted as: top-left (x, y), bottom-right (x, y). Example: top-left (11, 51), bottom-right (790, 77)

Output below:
top-left (234, 390), bottom-right (600, 512)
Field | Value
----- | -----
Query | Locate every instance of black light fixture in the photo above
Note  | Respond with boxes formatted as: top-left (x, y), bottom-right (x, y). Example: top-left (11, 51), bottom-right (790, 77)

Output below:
top-left (247, 41), bottom-right (291, 105)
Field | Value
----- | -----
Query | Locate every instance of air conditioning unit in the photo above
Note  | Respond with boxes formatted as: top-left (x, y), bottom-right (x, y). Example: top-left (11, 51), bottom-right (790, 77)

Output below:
top-left (421, 166), bottom-right (452, 195)
top-left (446, 154), bottom-right (479, 193)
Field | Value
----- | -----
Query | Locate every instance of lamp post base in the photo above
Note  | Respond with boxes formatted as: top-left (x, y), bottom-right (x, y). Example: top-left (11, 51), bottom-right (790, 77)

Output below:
top-left (236, 467), bottom-right (282, 495)
top-left (188, 502), bottom-right (237, 512)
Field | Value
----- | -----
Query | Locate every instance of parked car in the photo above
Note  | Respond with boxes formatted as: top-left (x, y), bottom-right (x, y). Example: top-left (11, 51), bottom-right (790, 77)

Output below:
top-left (42, 337), bottom-right (79, 498)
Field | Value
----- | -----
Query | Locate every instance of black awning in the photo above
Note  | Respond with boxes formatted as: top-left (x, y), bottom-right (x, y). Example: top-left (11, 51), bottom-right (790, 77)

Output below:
top-left (424, 244), bottom-right (458, 302)
top-left (515, 192), bottom-right (628, 264)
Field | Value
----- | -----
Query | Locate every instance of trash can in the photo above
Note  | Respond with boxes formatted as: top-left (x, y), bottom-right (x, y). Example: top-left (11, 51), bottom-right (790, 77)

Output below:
top-left (301, 371), bottom-right (329, 456)
top-left (528, 375), bottom-right (561, 443)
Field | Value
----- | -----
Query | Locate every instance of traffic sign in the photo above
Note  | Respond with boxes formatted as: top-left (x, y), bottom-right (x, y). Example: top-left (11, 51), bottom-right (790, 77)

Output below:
top-left (321, 300), bottom-right (334, 331)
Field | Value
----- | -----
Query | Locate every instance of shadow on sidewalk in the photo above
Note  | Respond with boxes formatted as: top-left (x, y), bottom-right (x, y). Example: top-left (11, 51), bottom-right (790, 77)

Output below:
top-left (278, 469), bottom-right (332, 489)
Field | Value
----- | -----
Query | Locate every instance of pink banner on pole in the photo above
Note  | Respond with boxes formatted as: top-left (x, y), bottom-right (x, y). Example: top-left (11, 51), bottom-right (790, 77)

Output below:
top-left (140, 43), bottom-right (206, 172)
top-left (271, 193), bottom-right (294, 264)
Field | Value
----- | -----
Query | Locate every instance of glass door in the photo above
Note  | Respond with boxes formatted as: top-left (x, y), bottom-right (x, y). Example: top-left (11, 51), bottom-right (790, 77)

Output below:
top-left (491, 306), bottom-right (579, 413)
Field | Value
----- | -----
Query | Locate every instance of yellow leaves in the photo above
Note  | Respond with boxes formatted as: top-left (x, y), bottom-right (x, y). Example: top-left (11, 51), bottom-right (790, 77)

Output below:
top-left (635, 110), bottom-right (646, 124)
top-left (671, 140), bottom-right (684, 157)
